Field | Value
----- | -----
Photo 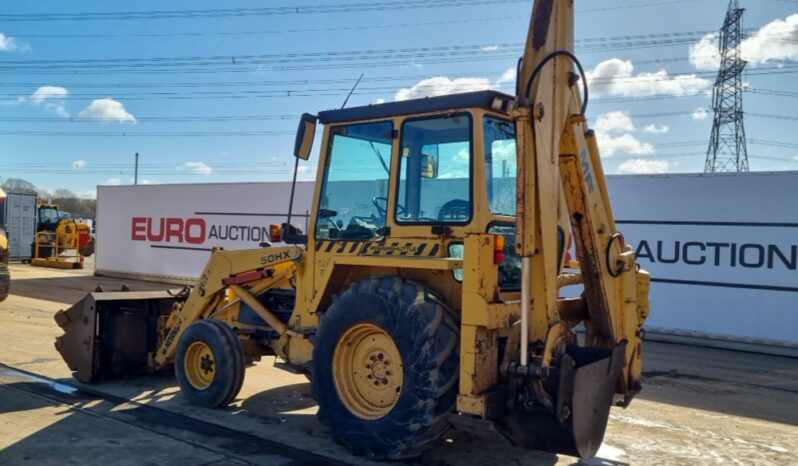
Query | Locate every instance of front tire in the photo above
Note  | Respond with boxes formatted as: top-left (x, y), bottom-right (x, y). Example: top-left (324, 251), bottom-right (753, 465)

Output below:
top-left (175, 319), bottom-right (245, 408)
top-left (312, 276), bottom-right (459, 460)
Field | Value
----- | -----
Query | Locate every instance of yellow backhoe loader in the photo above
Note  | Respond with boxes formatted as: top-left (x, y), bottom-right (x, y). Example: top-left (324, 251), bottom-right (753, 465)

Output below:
top-left (55, 0), bottom-right (650, 459)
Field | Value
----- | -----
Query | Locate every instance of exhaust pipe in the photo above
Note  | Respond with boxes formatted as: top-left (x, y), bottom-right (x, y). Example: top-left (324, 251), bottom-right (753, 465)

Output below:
top-left (54, 289), bottom-right (178, 383)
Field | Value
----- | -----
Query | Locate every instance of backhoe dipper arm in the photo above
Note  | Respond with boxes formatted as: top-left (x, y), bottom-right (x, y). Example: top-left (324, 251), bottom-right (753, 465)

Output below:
top-left (513, 0), bottom-right (648, 394)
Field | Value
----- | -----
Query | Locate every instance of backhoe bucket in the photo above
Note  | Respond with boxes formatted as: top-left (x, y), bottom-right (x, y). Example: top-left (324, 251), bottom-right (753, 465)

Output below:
top-left (507, 342), bottom-right (627, 459)
top-left (54, 290), bottom-right (178, 383)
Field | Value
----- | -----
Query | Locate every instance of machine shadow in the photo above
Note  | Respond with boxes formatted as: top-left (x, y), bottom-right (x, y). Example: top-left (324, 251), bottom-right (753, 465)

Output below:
top-left (0, 377), bottom-right (602, 466)
top-left (0, 381), bottom-right (324, 465)
top-left (238, 381), bottom-right (564, 466)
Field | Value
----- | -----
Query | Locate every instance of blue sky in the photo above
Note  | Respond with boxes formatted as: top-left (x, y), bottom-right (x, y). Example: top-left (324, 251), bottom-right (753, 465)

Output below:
top-left (0, 0), bottom-right (796, 197)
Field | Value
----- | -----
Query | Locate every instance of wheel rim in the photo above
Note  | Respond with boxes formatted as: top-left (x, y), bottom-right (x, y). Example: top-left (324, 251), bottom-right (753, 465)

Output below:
top-left (184, 341), bottom-right (217, 390)
top-left (333, 323), bottom-right (404, 420)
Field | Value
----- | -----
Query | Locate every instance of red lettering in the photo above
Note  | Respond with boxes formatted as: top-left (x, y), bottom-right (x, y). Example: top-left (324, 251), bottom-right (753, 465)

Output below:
top-left (131, 217), bottom-right (146, 240)
top-left (185, 218), bottom-right (206, 244)
top-left (165, 218), bottom-right (184, 243)
top-left (146, 218), bottom-right (165, 242)
top-left (132, 216), bottom-right (206, 244)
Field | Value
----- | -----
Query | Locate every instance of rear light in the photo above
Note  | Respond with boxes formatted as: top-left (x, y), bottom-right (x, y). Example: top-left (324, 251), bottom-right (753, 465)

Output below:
top-left (269, 224), bottom-right (282, 242)
top-left (493, 234), bottom-right (506, 265)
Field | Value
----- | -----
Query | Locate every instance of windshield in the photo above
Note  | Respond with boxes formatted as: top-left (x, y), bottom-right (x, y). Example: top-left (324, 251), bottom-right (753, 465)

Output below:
top-left (315, 121), bottom-right (394, 241)
top-left (39, 207), bottom-right (59, 225)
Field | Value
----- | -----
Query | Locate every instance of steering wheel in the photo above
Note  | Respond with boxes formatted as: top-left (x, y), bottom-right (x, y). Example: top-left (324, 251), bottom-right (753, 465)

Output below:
top-left (372, 196), bottom-right (406, 217)
top-left (438, 199), bottom-right (470, 221)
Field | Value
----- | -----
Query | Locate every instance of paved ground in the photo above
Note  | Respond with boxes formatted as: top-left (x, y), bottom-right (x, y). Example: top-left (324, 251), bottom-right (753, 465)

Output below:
top-left (0, 261), bottom-right (796, 465)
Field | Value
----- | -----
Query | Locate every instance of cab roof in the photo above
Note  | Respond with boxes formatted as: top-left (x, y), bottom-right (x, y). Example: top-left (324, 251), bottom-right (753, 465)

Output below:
top-left (317, 90), bottom-right (514, 125)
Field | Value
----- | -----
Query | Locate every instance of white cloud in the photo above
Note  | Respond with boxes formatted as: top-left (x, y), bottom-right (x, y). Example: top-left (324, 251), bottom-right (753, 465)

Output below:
top-left (182, 161), bottom-right (212, 175)
top-left (30, 86), bottom-right (67, 103)
top-left (395, 76), bottom-right (494, 101)
top-left (643, 124), bottom-right (669, 134)
top-left (104, 178), bottom-right (123, 186)
top-left (72, 160), bottom-right (86, 169)
top-left (691, 14), bottom-right (798, 70)
top-left (595, 111), bottom-right (636, 133)
top-left (692, 107), bottom-right (709, 120)
top-left (598, 133), bottom-right (655, 157)
top-left (618, 159), bottom-right (669, 174)
top-left (373, 98), bottom-right (386, 105)
top-left (394, 67), bottom-right (517, 101)
top-left (744, 14), bottom-right (798, 64)
top-left (689, 33), bottom-right (720, 71)
top-left (481, 44), bottom-right (500, 52)
top-left (0, 33), bottom-right (26, 52)
top-left (587, 58), bottom-right (711, 97)
top-left (592, 111), bottom-right (654, 157)
top-left (78, 98), bottom-right (136, 123)
top-left (496, 67), bottom-right (517, 87)
top-left (23, 86), bottom-right (69, 117)
top-left (492, 139), bottom-right (516, 162)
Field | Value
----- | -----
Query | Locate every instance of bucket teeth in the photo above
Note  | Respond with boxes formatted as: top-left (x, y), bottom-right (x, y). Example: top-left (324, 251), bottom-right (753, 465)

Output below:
top-left (54, 309), bottom-right (72, 328)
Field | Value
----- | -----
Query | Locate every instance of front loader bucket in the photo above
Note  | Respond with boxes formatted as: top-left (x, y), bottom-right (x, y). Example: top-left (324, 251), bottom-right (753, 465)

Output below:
top-left (507, 342), bottom-right (627, 459)
top-left (54, 290), bottom-right (178, 383)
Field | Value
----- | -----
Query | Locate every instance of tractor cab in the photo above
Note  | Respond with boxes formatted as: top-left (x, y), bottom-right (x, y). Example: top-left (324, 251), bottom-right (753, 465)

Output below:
top-left (37, 204), bottom-right (61, 232)
top-left (295, 91), bottom-right (531, 291)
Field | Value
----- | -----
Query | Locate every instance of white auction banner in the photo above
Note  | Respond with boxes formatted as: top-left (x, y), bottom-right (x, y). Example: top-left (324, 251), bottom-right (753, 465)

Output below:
top-left (609, 171), bottom-right (798, 353)
top-left (96, 181), bottom-right (315, 283)
top-left (95, 172), bottom-right (798, 354)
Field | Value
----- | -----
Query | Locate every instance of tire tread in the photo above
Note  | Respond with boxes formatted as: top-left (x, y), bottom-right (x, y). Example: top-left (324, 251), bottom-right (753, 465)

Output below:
top-left (313, 276), bottom-right (459, 460)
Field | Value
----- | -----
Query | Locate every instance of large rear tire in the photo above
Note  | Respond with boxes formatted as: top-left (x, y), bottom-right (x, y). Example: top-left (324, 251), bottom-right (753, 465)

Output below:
top-left (312, 276), bottom-right (459, 460)
top-left (0, 262), bottom-right (9, 302)
top-left (175, 319), bottom-right (245, 408)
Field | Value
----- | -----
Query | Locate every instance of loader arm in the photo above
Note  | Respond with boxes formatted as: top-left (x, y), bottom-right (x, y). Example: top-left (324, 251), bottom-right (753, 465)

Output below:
top-left (153, 246), bottom-right (304, 368)
top-left (513, 0), bottom-right (648, 392)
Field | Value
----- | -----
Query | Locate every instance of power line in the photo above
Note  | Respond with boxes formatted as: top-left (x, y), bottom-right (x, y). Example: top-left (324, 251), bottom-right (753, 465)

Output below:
top-left (0, 0), bottom-right (527, 22)
top-left (8, 36), bottom-right (796, 70)
top-left (0, 0), bottom-right (705, 23)
top-left (6, 15), bottom-right (522, 39)
top-left (3, 109), bottom-right (796, 124)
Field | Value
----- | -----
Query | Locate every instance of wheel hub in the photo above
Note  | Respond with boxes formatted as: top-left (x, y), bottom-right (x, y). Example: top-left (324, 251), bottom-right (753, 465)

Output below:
top-left (333, 323), bottom-right (404, 420)
top-left (200, 354), bottom-right (214, 374)
top-left (184, 341), bottom-right (216, 390)
top-left (369, 354), bottom-right (389, 380)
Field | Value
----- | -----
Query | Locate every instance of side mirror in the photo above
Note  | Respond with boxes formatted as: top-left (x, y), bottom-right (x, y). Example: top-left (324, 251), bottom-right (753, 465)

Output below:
top-left (294, 113), bottom-right (318, 160)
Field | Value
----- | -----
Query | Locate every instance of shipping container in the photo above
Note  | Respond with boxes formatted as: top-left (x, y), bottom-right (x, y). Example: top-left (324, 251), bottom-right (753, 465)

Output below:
top-left (0, 192), bottom-right (38, 261)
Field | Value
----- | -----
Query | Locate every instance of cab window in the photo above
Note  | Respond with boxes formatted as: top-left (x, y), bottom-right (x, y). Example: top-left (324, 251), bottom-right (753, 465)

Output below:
top-left (484, 116), bottom-right (517, 216)
top-left (396, 114), bottom-right (472, 223)
top-left (315, 121), bottom-right (393, 240)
